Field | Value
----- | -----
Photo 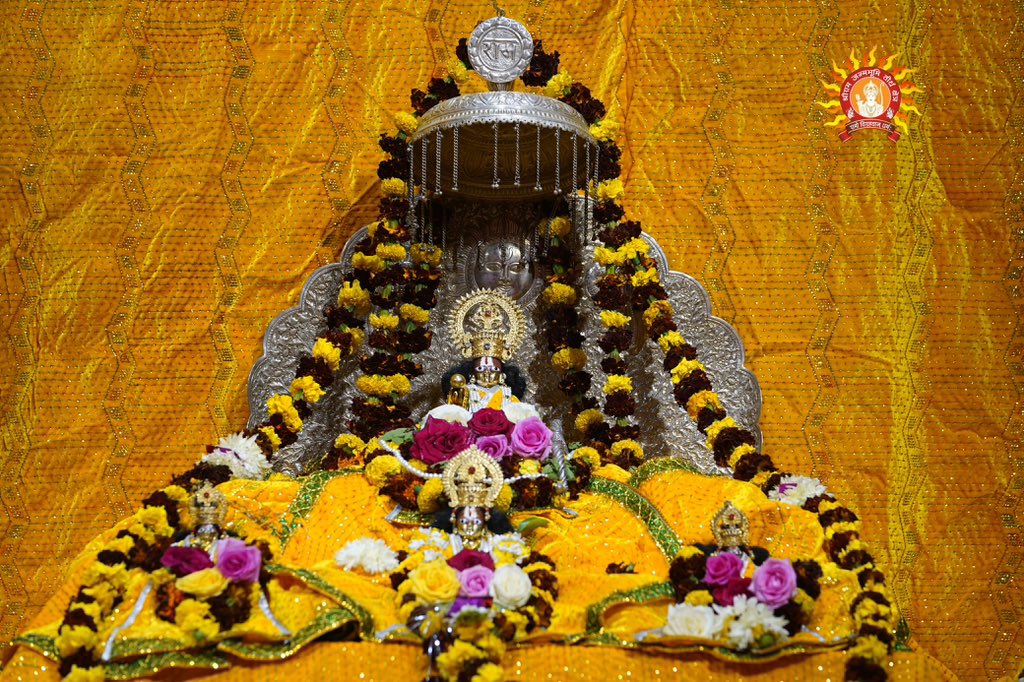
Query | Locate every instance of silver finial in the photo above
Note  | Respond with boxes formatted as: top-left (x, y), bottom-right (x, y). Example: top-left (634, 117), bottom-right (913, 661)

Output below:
top-left (467, 16), bottom-right (533, 88)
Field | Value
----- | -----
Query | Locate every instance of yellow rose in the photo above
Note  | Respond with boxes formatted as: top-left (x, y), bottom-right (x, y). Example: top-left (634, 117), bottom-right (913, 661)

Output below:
top-left (599, 310), bottom-right (631, 328)
top-left (544, 71), bottom-right (573, 98)
top-left (395, 111), bottom-right (419, 135)
top-left (312, 337), bottom-right (342, 372)
top-left (290, 375), bottom-right (325, 404)
top-left (380, 178), bottom-right (407, 197)
top-left (376, 242), bottom-right (407, 261)
top-left (603, 374), bottom-right (632, 394)
top-left (596, 178), bottom-right (624, 202)
top-left (542, 282), bottom-right (577, 305)
top-left (369, 312), bottom-right (400, 331)
top-left (407, 559), bottom-right (461, 604)
top-left (176, 568), bottom-right (228, 599)
top-left (365, 455), bottom-right (402, 487)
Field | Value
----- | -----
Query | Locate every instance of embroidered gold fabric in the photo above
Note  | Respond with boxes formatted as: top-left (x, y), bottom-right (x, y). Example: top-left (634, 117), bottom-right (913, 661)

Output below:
top-left (0, 1), bottom-right (1019, 679)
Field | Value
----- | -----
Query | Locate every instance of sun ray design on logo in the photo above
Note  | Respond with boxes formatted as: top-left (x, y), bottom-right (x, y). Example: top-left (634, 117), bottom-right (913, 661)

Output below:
top-left (818, 47), bottom-right (921, 141)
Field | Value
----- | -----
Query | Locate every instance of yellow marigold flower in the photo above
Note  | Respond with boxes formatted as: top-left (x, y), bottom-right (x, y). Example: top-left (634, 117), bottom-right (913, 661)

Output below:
top-left (542, 215), bottom-right (571, 238)
top-left (631, 267), bottom-right (659, 287)
top-left (438, 641), bottom-right (489, 680)
top-left (312, 337), bottom-right (342, 372)
top-left (727, 443), bottom-right (756, 468)
top-left (176, 568), bottom-right (228, 599)
top-left (551, 347), bottom-right (587, 373)
top-left (365, 455), bottom-right (402, 487)
top-left (351, 252), bottom-right (385, 273)
top-left (471, 662), bottom-right (504, 682)
top-left (107, 535), bottom-right (135, 554)
top-left (389, 373), bottom-right (412, 396)
top-left (619, 237), bottom-right (650, 260)
top-left (603, 374), bottom-right (632, 394)
top-left (417, 478), bottom-right (446, 513)
top-left (333, 433), bottom-right (365, 453)
top-left (56, 625), bottom-right (98, 658)
top-left (705, 417), bottom-right (739, 449)
top-left (259, 425), bottom-right (282, 450)
top-left (518, 460), bottom-right (542, 476)
top-left (824, 520), bottom-right (861, 539)
top-left (596, 178), bottom-right (624, 202)
top-left (599, 310), bottom-right (631, 328)
top-left (610, 439), bottom-right (644, 462)
top-left (594, 246), bottom-right (627, 267)
top-left (657, 330), bottom-right (686, 353)
top-left (793, 588), bottom-right (815, 614)
top-left (575, 409), bottom-right (604, 434)
top-left (411, 242), bottom-right (443, 266)
top-left (349, 328), bottom-right (365, 351)
top-left (669, 358), bottom-right (705, 385)
top-left (818, 499), bottom-right (843, 514)
top-left (399, 303), bottom-right (430, 326)
top-left (64, 666), bottom-right (104, 682)
top-left (380, 178), bottom-right (407, 197)
top-left (838, 539), bottom-right (867, 560)
top-left (135, 505), bottom-right (173, 538)
top-left (446, 59), bottom-right (469, 84)
top-left (163, 484), bottom-right (189, 504)
top-left (375, 242), bottom-right (407, 261)
top-left (686, 390), bottom-right (721, 419)
top-left (395, 111), bottom-right (419, 135)
top-left (572, 446), bottom-right (601, 468)
top-left (83, 581), bottom-right (118, 612)
top-left (356, 375), bottom-right (391, 397)
top-left (494, 484), bottom-right (513, 513)
top-left (337, 279), bottom-right (372, 315)
top-left (751, 470), bottom-right (775, 489)
top-left (408, 559), bottom-right (461, 604)
top-left (369, 312), bottom-right (400, 331)
top-left (684, 590), bottom-right (714, 607)
top-left (589, 117), bottom-right (621, 143)
top-left (290, 375), bottom-right (325, 404)
top-left (542, 282), bottom-right (578, 305)
top-left (267, 394), bottom-right (302, 432)
top-left (407, 458), bottom-right (428, 472)
top-left (677, 545), bottom-right (704, 560)
top-left (849, 634), bottom-right (888, 662)
top-left (642, 300), bottom-right (674, 329)
top-left (175, 599), bottom-right (220, 642)
top-left (544, 71), bottom-right (573, 98)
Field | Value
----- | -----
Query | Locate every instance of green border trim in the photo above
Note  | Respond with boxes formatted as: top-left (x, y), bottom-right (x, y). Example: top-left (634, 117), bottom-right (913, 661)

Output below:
top-left (628, 457), bottom-right (707, 488)
top-left (266, 564), bottom-right (375, 639)
top-left (587, 477), bottom-right (681, 559)
top-left (275, 470), bottom-right (356, 546)
top-left (12, 633), bottom-right (58, 661)
top-left (584, 581), bottom-right (675, 634)
top-left (104, 650), bottom-right (230, 680)
top-left (217, 607), bottom-right (355, 661)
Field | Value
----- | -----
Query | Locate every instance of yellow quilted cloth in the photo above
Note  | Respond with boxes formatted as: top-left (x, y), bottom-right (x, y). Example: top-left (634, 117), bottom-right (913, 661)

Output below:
top-left (0, 0), bottom-right (1020, 679)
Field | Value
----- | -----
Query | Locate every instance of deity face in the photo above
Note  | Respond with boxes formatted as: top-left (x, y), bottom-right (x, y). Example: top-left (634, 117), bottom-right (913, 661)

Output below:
top-left (864, 82), bottom-right (879, 102)
top-left (473, 356), bottom-right (504, 388)
top-left (474, 239), bottom-right (533, 300)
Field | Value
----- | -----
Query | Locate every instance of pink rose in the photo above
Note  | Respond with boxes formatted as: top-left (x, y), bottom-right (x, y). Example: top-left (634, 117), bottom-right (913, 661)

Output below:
top-left (468, 408), bottom-right (514, 437)
top-left (750, 558), bottom-right (797, 608)
top-left (161, 546), bottom-right (214, 577)
top-left (509, 417), bottom-right (553, 461)
top-left (703, 552), bottom-right (745, 586)
top-left (447, 549), bottom-right (495, 572)
top-left (458, 564), bottom-right (494, 598)
top-left (215, 537), bottom-right (262, 583)
top-left (411, 417), bottom-right (474, 465)
top-left (712, 577), bottom-right (751, 607)
top-left (476, 434), bottom-right (510, 460)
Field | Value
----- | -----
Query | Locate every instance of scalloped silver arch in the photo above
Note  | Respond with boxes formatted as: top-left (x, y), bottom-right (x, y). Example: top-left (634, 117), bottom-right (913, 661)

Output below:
top-left (246, 227), bottom-right (762, 477)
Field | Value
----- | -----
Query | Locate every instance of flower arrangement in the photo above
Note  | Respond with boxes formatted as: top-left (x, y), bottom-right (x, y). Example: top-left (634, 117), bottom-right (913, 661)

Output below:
top-left (338, 526), bottom-right (557, 682)
top-left (664, 547), bottom-right (823, 651)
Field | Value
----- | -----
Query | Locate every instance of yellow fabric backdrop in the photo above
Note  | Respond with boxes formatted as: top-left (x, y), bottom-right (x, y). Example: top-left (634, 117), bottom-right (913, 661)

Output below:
top-left (0, 0), bottom-right (1019, 680)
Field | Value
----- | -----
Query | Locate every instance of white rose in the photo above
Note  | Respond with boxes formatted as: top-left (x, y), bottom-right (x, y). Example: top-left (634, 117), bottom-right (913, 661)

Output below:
top-left (489, 564), bottom-right (533, 609)
top-left (424, 404), bottom-right (472, 425)
top-left (663, 603), bottom-right (721, 639)
top-left (502, 402), bottom-right (540, 424)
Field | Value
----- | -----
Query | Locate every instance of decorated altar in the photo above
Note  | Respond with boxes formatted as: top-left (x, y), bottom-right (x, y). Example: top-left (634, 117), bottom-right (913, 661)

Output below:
top-left (0, 2), bottom-right (1019, 681)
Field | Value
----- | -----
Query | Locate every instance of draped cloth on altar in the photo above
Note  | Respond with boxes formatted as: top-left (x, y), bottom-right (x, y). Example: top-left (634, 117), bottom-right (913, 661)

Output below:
top-left (0, 1), bottom-right (1020, 679)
